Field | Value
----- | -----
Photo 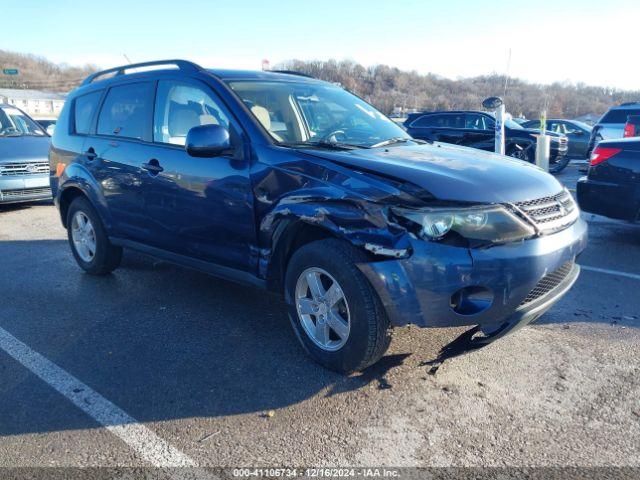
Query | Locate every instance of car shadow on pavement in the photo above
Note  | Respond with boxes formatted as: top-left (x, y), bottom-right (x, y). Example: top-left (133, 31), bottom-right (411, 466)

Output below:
top-left (0, 237), bottom-right (637, 438)
top-left (0, 199), bottom-right (53, 213)
top-left (1, 241), bottom-right (422, 437)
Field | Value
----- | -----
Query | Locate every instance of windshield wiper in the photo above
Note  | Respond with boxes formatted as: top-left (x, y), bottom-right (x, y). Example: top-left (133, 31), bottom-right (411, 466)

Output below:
top-left (370, 137), bottom-right (429, 148)
top-left (280, 140), bottom-right (370, 151)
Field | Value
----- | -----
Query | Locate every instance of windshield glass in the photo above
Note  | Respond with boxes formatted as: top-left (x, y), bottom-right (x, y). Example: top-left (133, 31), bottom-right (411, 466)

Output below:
top-left (0, 106), bottom-right (47, 136)
top-left (227, 80), bottom-right (411, 148)
top-left (572, 120), bottom-right (593, 132)
top-left (504, 118), bottom-right (523, 130)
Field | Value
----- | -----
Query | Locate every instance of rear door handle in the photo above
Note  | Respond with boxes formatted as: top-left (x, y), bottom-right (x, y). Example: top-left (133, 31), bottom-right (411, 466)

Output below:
top-left (141, 159), bottom-right (164, 175)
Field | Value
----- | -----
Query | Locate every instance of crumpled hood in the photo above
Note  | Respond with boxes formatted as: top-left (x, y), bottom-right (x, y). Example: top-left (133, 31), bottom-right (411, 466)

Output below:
top-left (301, 142), bottom-right (564, 203)
top-left (0, 136), bottom-right (50, 163)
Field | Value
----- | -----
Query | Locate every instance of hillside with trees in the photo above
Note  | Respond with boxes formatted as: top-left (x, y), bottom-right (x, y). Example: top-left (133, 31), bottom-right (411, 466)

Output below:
top-left (1, 49), bottom-right (638, 120)
top-left (0, 50), bottom-right (96, 91)
top-left (277, 59), bottom-right (640, 119)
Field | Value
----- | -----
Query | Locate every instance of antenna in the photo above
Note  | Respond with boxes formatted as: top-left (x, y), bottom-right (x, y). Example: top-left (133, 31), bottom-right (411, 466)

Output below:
top-left (123, 54), bottom-right (132, 65)
top-left (503, 48), bottom-right (512, 98)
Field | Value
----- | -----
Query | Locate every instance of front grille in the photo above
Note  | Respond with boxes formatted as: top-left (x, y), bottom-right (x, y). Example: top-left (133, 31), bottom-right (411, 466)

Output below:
top-left (0, 162), bottom-right (49, 176)
top-left (514, 190), bottom-right (577, 232)
top-left (0, 187), bottom-right (52, 200)
top-left (519, 260), bottom-right (574, 308)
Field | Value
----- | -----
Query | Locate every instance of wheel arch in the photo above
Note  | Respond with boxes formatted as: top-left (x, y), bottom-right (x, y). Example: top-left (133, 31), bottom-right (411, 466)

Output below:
top-left (266, 219), bottom-right (340, 293)
top-left (57, 180), bottom-right (113, 233)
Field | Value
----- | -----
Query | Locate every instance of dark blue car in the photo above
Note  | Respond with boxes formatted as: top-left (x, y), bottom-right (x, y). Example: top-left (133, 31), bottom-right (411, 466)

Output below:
top-left (50, 60), bottom-right (587, 373)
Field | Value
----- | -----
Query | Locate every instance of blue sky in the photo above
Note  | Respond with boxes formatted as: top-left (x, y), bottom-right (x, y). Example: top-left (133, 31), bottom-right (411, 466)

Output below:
top-left (3, 0), bottom-right (638, 89)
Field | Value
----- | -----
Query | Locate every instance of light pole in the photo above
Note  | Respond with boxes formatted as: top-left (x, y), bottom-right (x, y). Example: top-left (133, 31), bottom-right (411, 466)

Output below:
top-left (483, 96), bottom-right (505, 155)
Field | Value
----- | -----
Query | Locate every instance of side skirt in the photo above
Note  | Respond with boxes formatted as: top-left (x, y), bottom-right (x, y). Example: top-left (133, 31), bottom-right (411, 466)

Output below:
top-left (110, 237), bottom-right (267, 289)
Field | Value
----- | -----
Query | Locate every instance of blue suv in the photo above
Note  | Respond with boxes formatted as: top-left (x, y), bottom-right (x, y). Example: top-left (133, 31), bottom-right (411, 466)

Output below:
top-left (50, 60), bottom-right (587, 373)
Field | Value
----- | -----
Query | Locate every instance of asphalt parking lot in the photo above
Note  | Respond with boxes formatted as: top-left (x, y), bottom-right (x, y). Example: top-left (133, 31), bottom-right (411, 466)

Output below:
top-left (1, 163), bottom-right (639, 469)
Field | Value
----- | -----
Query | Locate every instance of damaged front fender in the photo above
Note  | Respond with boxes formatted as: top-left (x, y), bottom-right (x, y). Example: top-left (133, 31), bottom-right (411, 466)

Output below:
top-left (251, 149), bottom-right (428, 287)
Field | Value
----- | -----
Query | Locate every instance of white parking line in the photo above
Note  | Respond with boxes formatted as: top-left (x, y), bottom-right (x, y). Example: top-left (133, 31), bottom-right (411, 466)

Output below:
top-left (0, 326), bottom-right (197, 468)
top-left (581, 265), bottom-right (640, 281)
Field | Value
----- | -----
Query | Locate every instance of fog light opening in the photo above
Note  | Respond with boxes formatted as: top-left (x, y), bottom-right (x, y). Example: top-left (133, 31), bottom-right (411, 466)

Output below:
top-left (450, 286), bottom-right (494, 316)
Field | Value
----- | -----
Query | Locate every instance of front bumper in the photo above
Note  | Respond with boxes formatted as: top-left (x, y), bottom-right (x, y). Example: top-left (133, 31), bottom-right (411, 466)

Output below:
top-left (550, 145), bottom-right (568, 161)
top-left (0, 174), bottom-right (51, 203)
top-left (358, 218), bottom-right (588, 330)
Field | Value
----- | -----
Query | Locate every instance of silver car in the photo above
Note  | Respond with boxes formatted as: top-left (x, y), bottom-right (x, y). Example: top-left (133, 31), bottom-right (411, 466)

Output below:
top-left (0, 104), bottom-right (52, 204)
top-left (587, 102), bottom-right (640, 157)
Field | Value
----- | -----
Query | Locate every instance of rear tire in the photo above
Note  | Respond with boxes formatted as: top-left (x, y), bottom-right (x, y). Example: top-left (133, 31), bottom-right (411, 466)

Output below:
top-left (284, 239), bottom-right (391, 374)
top-left (67, 197), bottom-right (122, 275)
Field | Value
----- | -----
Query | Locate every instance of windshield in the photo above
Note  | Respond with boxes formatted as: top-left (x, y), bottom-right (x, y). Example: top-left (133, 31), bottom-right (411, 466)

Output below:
top-left (227, 80), bottom-right (412, 148)
top-left (504, 118), bottom-right (524, 130)
top-left (0, 106), bottom-right (47, 136)
top-left (572, 120), bottom-right (593, 132)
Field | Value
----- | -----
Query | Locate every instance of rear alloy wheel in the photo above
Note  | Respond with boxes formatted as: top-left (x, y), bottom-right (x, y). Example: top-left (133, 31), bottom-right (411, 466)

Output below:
top-left (285, 239), bottom-right (391, 373)
top-left (67, 197), bottom-right (122, 275)
top-left (71, 211), bottom-right (97, 263)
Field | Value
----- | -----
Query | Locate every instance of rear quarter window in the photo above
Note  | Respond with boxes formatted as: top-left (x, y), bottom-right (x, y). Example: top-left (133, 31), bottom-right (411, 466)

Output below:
top-left (73, 91), bottom-right (102, 135)
top-left (600, 109), bottom-right (640, 124)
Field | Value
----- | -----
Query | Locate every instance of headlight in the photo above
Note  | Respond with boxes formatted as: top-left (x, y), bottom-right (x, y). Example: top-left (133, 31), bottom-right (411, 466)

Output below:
top-left (393, 205), bottom-right (535, 245)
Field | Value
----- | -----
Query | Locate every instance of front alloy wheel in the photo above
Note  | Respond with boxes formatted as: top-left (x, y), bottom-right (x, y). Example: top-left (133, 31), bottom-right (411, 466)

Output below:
top-left (295, 267), bottom-right (351, 351)
top-left (285, 238), bottom-right (391, 373)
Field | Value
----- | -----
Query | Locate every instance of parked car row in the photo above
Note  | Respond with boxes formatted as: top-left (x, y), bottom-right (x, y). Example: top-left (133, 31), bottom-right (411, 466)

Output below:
top-left (403, 110), bottom-right (571, 173)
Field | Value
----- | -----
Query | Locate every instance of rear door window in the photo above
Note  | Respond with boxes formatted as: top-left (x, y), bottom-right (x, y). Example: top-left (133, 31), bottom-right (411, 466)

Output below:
top-left (73, 91), bottom-right (102, 135)
top-left (412, 114), bottom-right (464, 128)
top-left (600, 109), bottom-right (640, 124)
top-left (97, 82), bottom-right (153, 140)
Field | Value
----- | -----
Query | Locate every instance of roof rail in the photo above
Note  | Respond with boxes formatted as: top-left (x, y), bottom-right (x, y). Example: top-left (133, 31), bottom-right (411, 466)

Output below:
top-left (269, 70), bottom-right (316, 79)
top-left (81, 59), bottom-right (203, 86)
top-left (620, 101), bottom-right (640, 106)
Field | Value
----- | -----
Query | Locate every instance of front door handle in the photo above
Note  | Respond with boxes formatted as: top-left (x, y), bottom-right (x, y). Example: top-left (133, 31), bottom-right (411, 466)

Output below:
top-left (141, 159), bottom-right (164, 175)
top-left (84, 147), bottom-right (97, 160)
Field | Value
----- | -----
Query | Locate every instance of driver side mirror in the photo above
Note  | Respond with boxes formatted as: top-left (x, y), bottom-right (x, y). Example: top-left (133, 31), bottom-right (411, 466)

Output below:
top-left (185, 124), bottom-right (231, 158)
top-left (46, 124), bottom-right (56, 136)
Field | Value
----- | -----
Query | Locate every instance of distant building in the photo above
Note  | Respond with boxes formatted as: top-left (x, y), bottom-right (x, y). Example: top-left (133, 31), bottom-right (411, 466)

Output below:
top-left (0, 88), bottom-right (66, 118)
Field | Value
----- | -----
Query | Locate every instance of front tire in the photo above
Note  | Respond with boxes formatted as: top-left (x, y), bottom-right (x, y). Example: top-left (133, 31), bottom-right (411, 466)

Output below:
top-left (507, 144), bottom-right (533, 163)
top-left (285, 239), bottom-right (391, 374)
top-left (67, 197), bottom-right (122, 275)
top-left (548, 155), bottom-right (570, 174)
